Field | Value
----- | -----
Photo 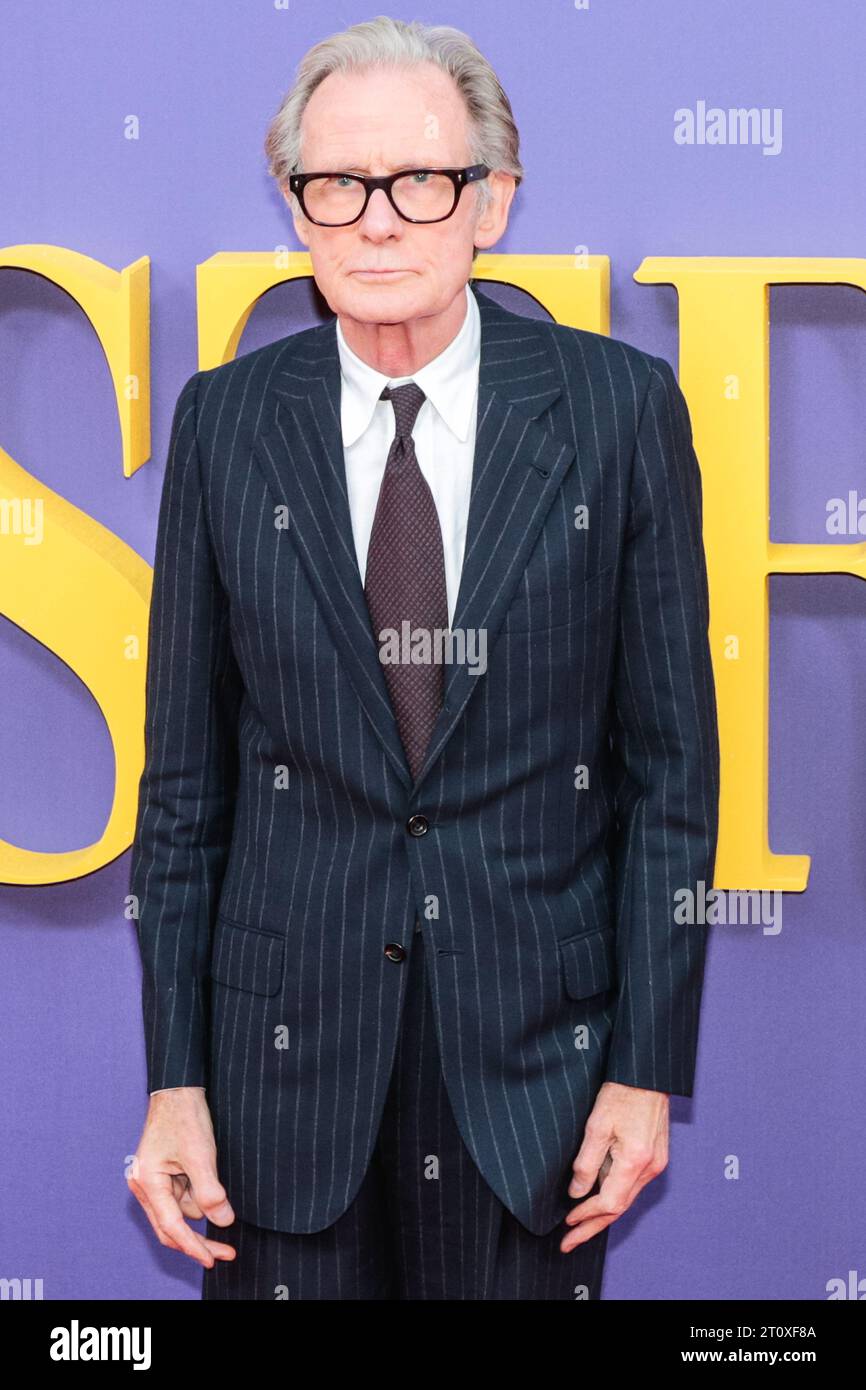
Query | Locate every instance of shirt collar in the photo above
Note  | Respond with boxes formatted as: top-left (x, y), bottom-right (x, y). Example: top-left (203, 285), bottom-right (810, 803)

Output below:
top-left (336, 282), bottom-right (480, 447)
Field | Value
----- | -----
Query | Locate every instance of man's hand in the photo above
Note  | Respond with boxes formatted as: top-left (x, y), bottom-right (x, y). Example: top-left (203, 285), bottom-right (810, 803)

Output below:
top-left (128, 1087), bottom-right (237, 1268)
top-left (560, 1081), bottom-right (669, 1252)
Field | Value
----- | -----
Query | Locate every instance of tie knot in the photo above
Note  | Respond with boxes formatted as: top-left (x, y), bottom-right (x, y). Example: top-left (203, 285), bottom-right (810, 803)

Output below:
top-left (381, 381), bottom-right (426, 438)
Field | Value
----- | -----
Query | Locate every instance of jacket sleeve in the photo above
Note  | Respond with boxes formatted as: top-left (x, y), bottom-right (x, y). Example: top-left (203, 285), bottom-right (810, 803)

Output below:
top-left (603, 354), bottom-right (720, 1098)
top-left (129, 370), bottom-right (244, 1093)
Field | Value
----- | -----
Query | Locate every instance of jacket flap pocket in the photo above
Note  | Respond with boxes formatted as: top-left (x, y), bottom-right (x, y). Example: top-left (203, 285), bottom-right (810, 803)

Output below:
top-left (210, 915), bottom-right (285, 996)
top-left (558, 926), bottom-right (616, 1000)
top-left (506, 563), bottom-right (615, 636)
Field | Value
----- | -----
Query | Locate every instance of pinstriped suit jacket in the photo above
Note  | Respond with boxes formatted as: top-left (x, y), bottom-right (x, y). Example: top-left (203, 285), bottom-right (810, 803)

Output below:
top-left (130, 282), bottom-right (720, 1237)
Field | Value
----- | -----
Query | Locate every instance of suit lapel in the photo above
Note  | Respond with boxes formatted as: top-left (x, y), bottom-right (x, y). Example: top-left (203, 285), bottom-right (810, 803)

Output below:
top-left (251, 285), bottom-right (578, 794)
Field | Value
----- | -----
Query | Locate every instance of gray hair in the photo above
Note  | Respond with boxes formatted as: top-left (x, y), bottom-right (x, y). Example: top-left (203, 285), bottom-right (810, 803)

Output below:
top-left (264, 15), bottom-right (523, 236)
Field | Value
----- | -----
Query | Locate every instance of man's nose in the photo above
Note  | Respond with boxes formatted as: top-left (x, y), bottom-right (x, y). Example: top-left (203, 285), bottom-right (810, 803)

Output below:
top-left (359, 187), bottom-right (403, 234)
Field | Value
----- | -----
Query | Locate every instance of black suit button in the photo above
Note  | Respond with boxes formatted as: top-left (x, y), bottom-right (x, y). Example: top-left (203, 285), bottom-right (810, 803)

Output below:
top-left (384, 942), bottom-right (407, 963)
top-left (406, 814), bottom-right (429, 836)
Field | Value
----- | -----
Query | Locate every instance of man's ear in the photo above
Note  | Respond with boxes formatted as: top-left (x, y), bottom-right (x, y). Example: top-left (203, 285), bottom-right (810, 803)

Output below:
top-left (473, 171), bottom-right (517, 252)
top-left (281, 183), bottom-right (311, 247)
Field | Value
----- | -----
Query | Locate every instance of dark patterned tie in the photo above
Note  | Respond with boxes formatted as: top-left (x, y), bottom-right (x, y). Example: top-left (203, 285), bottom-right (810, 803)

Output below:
top-left (364, 382), bottom-right (449, 782)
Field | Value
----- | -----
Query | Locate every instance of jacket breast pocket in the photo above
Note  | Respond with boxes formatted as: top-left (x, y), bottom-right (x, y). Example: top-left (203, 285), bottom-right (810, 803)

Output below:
top-left (209, 914), bottom-right (285, 997)
top-left (557, 925), bottom-right (617, 1000)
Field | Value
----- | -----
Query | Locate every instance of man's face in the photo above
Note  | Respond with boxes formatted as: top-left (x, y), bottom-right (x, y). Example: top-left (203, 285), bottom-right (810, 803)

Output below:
top-left (286, 63), bottom-right (514, 325)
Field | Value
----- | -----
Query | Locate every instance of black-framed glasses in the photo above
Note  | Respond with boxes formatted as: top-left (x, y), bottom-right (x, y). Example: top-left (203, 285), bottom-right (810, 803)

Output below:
top-left (288, 164), bottom-right (490, 226)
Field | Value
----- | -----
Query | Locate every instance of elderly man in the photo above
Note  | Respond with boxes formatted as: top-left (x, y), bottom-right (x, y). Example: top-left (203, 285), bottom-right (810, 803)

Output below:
top-left (129, 16), bottom-right (719, 1301)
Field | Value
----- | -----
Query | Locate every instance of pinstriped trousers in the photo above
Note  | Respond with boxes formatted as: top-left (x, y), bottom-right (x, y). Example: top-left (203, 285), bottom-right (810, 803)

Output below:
top-left (202, 924), bottom-right (609, 1301)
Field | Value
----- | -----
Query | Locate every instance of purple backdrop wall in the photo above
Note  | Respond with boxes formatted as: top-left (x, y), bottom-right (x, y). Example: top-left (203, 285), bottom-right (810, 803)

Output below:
top-left (1, 0), bottom-right (863, 1300)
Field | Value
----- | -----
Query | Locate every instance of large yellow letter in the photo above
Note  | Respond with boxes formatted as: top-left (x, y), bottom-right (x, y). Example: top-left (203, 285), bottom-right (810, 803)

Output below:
top-left (636, 257), bottom-right (866, 890)
top-left (0, 245), bottom-right (151, 883)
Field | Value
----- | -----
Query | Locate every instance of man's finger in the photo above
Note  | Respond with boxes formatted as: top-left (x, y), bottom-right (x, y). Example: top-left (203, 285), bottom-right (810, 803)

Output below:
top-left (132, 1184), bottom-right (184, 1253)
top-left (565, 1144), bottom-right (650, 1223)
top-left (133, 1171), bottom-right (232, 1267)
top-left (183, 1164), bottom-right (236, 1228)
top-left (569, 1129), bottom-right (611, 1198)
top-left (177, 1188), bottom-right (205, 1220)
top-left (560, 1211), bottom-right (617, 1252)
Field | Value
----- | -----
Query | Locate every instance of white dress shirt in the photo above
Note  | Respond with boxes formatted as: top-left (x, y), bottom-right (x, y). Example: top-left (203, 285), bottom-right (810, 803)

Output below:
top-left (336, 281), bottom-right (480, 629)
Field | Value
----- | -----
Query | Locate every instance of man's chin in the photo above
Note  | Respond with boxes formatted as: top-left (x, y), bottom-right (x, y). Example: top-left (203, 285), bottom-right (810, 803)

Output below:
top-left (339, 276), bottom-right (423, 321)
